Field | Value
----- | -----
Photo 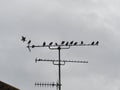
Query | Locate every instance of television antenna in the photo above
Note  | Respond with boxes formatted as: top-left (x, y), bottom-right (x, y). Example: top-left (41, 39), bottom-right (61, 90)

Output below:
top-left (21, 36), bottom-right (99, 90)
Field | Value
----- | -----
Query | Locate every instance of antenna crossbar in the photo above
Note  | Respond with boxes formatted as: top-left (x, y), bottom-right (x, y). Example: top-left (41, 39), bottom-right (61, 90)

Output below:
top-left (35, 58), bottom-right (88, 64)
top-left (29, 44), bottom-right (98, 49)
top-left (35, 82), bottom-right (61, 88)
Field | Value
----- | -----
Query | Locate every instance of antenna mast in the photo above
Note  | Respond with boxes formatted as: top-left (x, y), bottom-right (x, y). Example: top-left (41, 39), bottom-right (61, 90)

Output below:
top-left (21, 36), bottom-right (99, 90)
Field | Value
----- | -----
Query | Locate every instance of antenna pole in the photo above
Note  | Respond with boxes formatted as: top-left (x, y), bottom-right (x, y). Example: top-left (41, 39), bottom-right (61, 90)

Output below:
top-left (21, 36), bottom-right (99, 90)
top-left (58, 46), bottom-right (61, 90)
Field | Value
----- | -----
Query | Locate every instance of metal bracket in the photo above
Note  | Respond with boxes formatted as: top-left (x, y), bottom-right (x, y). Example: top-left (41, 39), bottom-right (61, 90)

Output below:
top-left (53, 61), bottom-right (66, 65)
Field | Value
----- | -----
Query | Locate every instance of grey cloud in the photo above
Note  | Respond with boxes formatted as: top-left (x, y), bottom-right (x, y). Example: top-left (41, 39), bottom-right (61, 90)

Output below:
top-left (0, 0), bottom-right (120, 90)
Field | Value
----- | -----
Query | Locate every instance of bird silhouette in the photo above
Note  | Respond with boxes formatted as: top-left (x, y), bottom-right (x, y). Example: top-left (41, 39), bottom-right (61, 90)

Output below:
top-left (96, 41), bottom-right (99, 45)
top-left (21, 36), bottom-right (26, 42)
top-left (43, 42), bottom-right (46, 46)
top-left (65, 42), bottom-right (69, 46)
top-left (74, 42), bottom-right (78, 45)
top-left (55, 43), bottom-right (58, 46)
top-left (61, 41), bottom-right (65, 45)
top-left (70, 41), bottom-right (74, 45)
top-left (28, 40), bottom-right (31, 45)
top-left (91, 41), bottom-right (94, 45)
top-left (81, 41), bottom-right (84, 45)
top-left (49, 42), bottom-right (53, 46)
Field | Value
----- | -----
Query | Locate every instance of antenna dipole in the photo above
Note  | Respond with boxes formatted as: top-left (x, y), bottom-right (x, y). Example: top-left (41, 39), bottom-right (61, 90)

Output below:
top-left (21, 36), bottom-right (99, 90)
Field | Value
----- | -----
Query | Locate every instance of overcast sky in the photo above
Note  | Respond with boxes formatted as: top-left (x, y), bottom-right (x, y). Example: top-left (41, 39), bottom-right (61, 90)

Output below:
top-left (0, 0), bottom-right (120, 90)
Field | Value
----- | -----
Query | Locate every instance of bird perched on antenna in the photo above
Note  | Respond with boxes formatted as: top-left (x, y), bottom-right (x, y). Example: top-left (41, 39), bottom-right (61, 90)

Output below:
top-left (70, 41), bottom-right (74, 45)
top-left (65, 42), bottom-right (69, 46)
top-left (43, 42), bottom-right (46, 46)
top-left (81, 41), bottom-right (84, 45)
top-left (55, 42), bottom-right (58, 46)
top-left (61, 41), bottom-right (65, 45)
top-left (28, 40), bottom-right (31, 45)
top-left (91, 41), bottom-right (94, 45)
top-left (21, 36), bottom-right (26, 42)
top-left (95, 41), bottom-right (99, 45)
top-left (74, 42), bottom-right (78, 45)
top-left (49, 42), bottom-right (53, 46)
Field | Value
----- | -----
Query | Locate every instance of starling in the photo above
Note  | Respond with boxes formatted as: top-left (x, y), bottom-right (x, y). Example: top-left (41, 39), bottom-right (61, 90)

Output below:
top-left (65, 42), bottom-right (69, 46)
top-left (21, 36), bottom-right (26, 42)
top-left (61, 41), bottom-right (65, 45)
top-left (74, 42), bottom-right (78, 45)
top-left (91, 41), bottom-right (94, 45)
top-left (49, 42), bottom-right (53, 46)
top-left (70, 41), bottom-right (74, 45)
top-left (81, 41), bottom-right (83, 45)
top-left (55, 43), bottom-right (58, 46)
top-left (96, 41), bottom-right (99, 45)
top-left (28, 40), bottom-right (31, 45)
top-left (43, 42), bottom-right (46, 46)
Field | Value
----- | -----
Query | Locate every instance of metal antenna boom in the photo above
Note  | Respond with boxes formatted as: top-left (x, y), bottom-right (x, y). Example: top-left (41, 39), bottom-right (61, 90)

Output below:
top-left (21, 37), bottom-right (99, 90)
